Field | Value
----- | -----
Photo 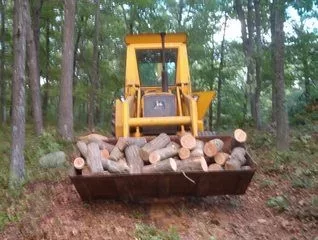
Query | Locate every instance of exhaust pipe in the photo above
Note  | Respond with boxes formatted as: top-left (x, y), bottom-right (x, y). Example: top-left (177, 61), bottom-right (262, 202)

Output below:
top-left (160, 32), bottom-right (168, 92)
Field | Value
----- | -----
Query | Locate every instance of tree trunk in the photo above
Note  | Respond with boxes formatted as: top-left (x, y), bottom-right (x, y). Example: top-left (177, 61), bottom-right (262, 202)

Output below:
top-left (10, 0), bottom-right (27, 188)
top-left (0, 0), bottom-right (6, 124)
top-left (254, 0), bottom-right (262, 129)
top-left (270, 3), bottom-right (277, 124)
top-left (88, 0), bottom-right (100, 130)
top-left (272, 0), bottom-right (289, 150)
top-left (25, 0), bottom-right (43, 135)
top-left (58, 0), bottom-right (76, 140)
top-left (216, 13), bottom-right (227, 129)
top-left (43, 19), bottom-right (50, 120)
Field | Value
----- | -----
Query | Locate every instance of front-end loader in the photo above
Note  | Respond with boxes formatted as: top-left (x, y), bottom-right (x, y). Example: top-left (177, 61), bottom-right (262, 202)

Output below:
top-left (70, 33), bottom-right (256, 201)
top-left (113, 32), bottom-right (215, 138)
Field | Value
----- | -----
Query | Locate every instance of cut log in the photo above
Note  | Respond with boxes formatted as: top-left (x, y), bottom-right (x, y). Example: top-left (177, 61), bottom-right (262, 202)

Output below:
top-left (180, 133), bottom-right (196, 150)
top-left (78, 133), bottom-right (108, 143)
top-left (117, 137), bottom-right (147, 149)
top-left (208, 163), bottom-right (224, 171)
top-left (176, 156), bottom-right (208, 172)
top-left (73, 157), bottom-right (85, 175)
top-left (86, 142), bottom-right (104, 173)
top-left (178, 147), bottom-right (190, 160)
top-left (234, 128), bottom-right (247, 143)
top-left (125, 145), bottom-right (144, 174)
top-left (241, 165), bottom-right (252, 170)
top-left (142, 158), bottom-right (177, 174)
top-left (214, 152), bottom-right (230, 166)
top-left (100, 149), bottom-right (110, 159)
top-left (230, 147), bottom-right (246, 165)
top-left (76, 141), bottom-right (88, 158)
top-left (148, 143), bottom-right (179, 164)
top-left (140, 133), bottom-right (171, 161)
top-left (109, 146), bottom-right (124, 162)
top-left (190, 140), bottom-right (204, 157)
top-left (203, 139), bottom-right (224, 157)
top-left (101, 157), bottom-right (129, 174)
top-left (224, 159), bottom-right (241, 170)
top-left (98, 141), bottom-right (115, 152)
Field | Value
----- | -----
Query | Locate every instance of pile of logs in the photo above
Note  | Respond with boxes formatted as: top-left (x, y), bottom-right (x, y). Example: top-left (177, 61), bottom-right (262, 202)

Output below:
top-left (73, 129), bottom-right (252, 175)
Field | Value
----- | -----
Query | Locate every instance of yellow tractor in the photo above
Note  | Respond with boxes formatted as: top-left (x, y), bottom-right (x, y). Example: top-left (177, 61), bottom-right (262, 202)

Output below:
top-left (113, 32), bottom-right (215, 137)
top-left (70, 33), bottom-right (256, 201)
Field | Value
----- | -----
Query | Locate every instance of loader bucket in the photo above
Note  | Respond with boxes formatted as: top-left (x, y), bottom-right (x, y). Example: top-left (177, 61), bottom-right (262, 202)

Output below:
top-left (70, 136), bottom-right (256, 201)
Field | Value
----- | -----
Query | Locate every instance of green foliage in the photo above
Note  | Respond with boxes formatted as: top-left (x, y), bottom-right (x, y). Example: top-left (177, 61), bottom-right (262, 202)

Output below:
top-left (266, 196), bottom-right (289, 212)
top-left (135, 223), bottom-right (180, 240)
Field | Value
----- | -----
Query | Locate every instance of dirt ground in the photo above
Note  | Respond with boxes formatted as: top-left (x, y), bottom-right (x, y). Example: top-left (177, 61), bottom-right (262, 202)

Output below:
top-left (1, 171), bottom-right (317, 240)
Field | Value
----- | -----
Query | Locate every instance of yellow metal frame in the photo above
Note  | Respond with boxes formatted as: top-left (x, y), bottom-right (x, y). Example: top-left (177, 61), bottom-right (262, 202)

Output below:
top-left (115, 33), bottom-right (215, 137)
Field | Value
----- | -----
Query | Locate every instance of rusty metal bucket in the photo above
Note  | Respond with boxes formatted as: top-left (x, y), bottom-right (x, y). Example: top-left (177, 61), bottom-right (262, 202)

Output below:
top-left (70, 136), bottom-right (256, 201)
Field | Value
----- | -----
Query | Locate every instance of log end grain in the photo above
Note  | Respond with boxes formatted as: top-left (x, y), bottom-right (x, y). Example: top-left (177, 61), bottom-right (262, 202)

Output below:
top-left (73, 157), bottom-right (85, 170)
top-left (180, 133), bottom-right (196, 150)
top-left (234, 128), bottom-right (247, 143)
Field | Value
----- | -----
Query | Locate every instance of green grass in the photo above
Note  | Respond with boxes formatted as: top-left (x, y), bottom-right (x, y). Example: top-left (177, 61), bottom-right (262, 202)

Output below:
top-left (266, 195), bottom-right (289, 212)
top-left (135, 223), bottom-right (180, 240)
top-left (0, 125), bottom-right (71, 231)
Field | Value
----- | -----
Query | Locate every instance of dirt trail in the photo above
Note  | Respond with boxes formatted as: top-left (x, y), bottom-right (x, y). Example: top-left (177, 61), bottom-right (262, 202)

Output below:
top-left (1, 175), bottom-right (317, 240)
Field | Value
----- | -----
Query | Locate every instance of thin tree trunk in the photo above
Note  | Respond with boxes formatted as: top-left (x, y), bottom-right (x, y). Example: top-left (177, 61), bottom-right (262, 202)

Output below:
top-left (270, 3), bottom-right (277, 123)
top-left (43, 19), bottom-right (50, 120)
top-left (254, 0), bottom-right (262, 129)
top-left (216, 14), bottom-right (228, 129)
top-left (272, 0), bottom-right (289, 150)
top-left (303, 58), bottom-right (310, 104)
top-left (26, 0), bottom-right (43, 135)
top-left (10, 0), bottom-right (27, 188)
top-left (58, 0), bottom-right (76, 140)
top-left (0, 0), bottom-right (6, 124)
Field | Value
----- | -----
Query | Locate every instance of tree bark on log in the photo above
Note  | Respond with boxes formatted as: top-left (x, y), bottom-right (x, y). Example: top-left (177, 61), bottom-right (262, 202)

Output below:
top-left (180, 133), bottom-right (196, 150)
top-left (100, 149), bottom-right (109, 159)
top-left (125, 144), bottom-right (144, 174)
top-left (190, 140), bottom-right (204, 157)
top-left (117, 137), bottom-right (147, 149)
top-left (204, 138), bottom-right (224, 157)
top-left (78, 133), bottom-right (108, 143)
top-left (101, 157), bottom-right (129, 174)
top-left (241, 165), bottom-right (252, 170)
top-left (214, 152), bottom-right (230, 166)
top-left (76, 141), bottom-right (88, 158)
top-left (142, 158), bottom-right (177, 173)
top-left (224, 159), bottom-right (241, 170)
top-left (176, 157), bottom-right (208, 172)
top-left (178, 147), bottom-right (190, 160)
top-left (86, 142), bottom-right (104, 173)
top-left (230, 147), bottom-right (246, 165)
top-left (148, 143), bottom-right (179, 164)
top-left (109, 146), bottom-right (124, 161)
top-left (208, 163), bottom-right (224, 171)
top-left (225, 147), bottom-right (246, 170)
top-left (140, 133), bottom-right (171, 161)
top-left (98, 141), bottom-right (115, 152)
